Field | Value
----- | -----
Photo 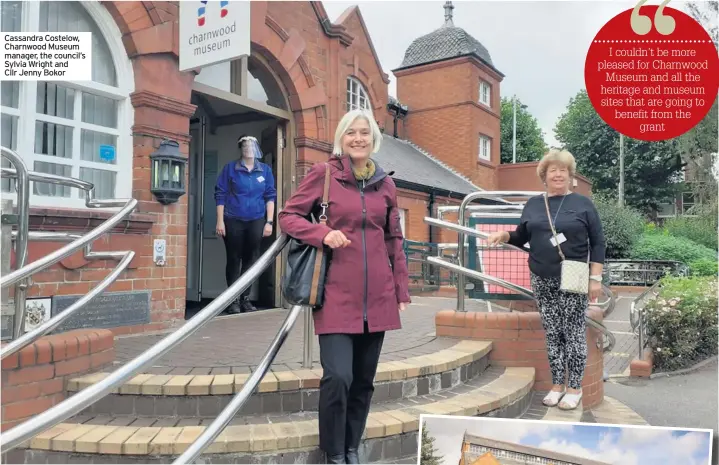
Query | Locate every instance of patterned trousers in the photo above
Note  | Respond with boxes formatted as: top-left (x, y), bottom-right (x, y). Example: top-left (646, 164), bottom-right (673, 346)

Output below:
top-left (530, 273), bottom-right (588, 390)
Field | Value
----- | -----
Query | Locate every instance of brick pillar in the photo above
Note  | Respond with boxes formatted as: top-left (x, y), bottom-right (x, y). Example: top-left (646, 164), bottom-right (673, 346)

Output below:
top-left (436, 307), bottom-right (605, 409)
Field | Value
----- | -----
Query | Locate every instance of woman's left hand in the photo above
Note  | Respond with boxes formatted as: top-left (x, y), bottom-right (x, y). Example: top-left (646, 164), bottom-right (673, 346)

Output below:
top-left (589, 280), bottom-right (603, 302)
top-left (263, 223), bottom-right (273, 237)
top-left (399, 302), bottom-right (408, 312)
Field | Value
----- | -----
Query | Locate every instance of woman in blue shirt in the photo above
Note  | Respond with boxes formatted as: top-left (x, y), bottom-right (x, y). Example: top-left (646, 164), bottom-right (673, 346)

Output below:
top-left (214, 135), bottom-right (277, 314)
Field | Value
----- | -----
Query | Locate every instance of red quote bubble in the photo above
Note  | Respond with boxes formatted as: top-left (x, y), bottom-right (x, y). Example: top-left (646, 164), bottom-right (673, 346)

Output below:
top-left (585, 5), bottom-right (719, 141)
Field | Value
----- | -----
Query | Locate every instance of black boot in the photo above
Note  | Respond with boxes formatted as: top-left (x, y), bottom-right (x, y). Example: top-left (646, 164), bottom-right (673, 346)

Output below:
top-left (225, 299), bottom-right (242, 315)
top-left (327, 454), bottom-right (346, 464)
top-left (240, 296), bottom-right (257, 313)
top-left (345, 448), bottom-right (360, 464)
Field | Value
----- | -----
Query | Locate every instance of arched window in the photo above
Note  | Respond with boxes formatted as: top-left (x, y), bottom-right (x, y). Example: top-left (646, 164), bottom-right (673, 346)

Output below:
top-left (1, 1), bottom-right (133, 209)
top-left (346, 77), bottom-right (371, 112)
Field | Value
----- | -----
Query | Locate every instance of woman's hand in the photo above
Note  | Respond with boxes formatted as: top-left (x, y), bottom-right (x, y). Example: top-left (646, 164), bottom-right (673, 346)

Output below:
top-left (589, 280), bottom-right (602, 302)
top-left (487, 230), bottom-right (509, 246)
top-left (263, 223), bottom-right (273, 237)
top-left (216, 220), bottom-right (225, 237)
top-left (399, 302), bottom-right (408, 312)
top-left (323, 230), bottom-right (351, 249)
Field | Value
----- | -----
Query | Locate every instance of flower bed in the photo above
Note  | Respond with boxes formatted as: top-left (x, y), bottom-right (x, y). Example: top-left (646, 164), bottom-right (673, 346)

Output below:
top-left (644, 276), bottom-right (718, 372)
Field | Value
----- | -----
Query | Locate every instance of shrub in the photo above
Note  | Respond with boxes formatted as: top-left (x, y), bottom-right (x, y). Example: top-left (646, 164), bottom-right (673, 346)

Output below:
top-left (644, 276), bottom-right (718, 371)
top-left (689, 259), bottom-right (718, 277)
top-left (631, 234), bottom-right (717, 265)
top-left (593, 196), bottom-right (645, 259)
top-left (664, 207), bottom-right (718, 251)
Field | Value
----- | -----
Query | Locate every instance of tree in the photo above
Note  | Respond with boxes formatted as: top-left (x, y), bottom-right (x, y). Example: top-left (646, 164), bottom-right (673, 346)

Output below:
top-left (554, 90), bottom-right (683, 214)
top-left (420, 422), bottom-right (443, 465)
top-left (500, 97), bottom-right (548, 164)
top-left (677, 1), bottom-right (718, 205)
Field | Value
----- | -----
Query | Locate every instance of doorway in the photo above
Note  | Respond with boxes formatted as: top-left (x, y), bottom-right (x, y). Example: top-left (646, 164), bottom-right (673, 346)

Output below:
top-left (185, 87), bottom-right (289, 319)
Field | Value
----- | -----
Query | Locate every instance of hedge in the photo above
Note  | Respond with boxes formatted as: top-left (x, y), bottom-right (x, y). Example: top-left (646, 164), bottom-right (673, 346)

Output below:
top-left (664, 210), bottom-right (718, 251)
top-left (593, 196), bottom-right (645, 259)
top-left (630, 234), bottom-right (717, 267)
top-left (644, 276), bottom-right (718, 371)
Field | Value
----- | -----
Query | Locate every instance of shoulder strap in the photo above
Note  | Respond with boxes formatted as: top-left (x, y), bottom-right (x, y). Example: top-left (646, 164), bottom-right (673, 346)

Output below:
top-left (543, 193), bottom-right (566, 261)
top-left (318, 163), bottom-right (331, 225)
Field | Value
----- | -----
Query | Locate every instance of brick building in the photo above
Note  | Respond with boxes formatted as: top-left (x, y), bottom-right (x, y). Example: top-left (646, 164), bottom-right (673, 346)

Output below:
top-left (1, 0), bottom-right (591, 336)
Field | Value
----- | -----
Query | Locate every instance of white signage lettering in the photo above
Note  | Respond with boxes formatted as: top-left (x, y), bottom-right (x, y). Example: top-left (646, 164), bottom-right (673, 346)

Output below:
top-left (179, 0), bottom-right (250, 72)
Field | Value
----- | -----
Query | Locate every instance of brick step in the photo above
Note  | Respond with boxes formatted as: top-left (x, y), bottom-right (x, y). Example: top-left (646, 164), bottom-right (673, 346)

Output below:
top-left (11, 366), bottom-right (535, 464)
top-left (67, 340), bottom-right (492, 417)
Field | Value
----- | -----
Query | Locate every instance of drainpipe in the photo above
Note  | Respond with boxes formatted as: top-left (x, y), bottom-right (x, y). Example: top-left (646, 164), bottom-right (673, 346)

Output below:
top-left (427, 191), bottom-right (436, 243)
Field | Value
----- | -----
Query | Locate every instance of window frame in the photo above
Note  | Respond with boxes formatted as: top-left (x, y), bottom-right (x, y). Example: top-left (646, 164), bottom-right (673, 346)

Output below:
top-left (681, 191), bottom-right (697, 215)
top-left (1, 1), bottom-right (134, 210)
top-left (346, 76), bottom-right (371, 112)
top-left (478, 134), bottom-right (491, 161)
top-left (398, 208), bottom-right (407, 237)
top-left (478, 80), bottom-right (491, 106)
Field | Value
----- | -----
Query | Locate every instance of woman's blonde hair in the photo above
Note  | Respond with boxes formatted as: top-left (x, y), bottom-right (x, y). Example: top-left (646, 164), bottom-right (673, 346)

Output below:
top-left (332, 109), bottom-right (383, 157)
top-left (537, 149), bottom-right (577, 182)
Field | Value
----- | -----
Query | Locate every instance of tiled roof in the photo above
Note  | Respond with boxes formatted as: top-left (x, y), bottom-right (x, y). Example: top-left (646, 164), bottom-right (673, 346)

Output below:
top-left (398, 25), bottom-right (495, 71)
top-left (374, 134), bottom-right (480, 195)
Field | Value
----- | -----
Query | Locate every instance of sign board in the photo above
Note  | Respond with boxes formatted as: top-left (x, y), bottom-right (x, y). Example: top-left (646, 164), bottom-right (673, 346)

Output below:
top-left (99, 144), bottom-right (115, 162)
top-left (51, 292), bottom-right (151, 333)
top-left (179, 0), bottom-right (250, 72)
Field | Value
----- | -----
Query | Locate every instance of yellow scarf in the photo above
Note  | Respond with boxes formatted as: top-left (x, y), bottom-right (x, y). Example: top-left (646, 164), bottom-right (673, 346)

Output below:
top-left (352, 159), bottom-right (376, 181)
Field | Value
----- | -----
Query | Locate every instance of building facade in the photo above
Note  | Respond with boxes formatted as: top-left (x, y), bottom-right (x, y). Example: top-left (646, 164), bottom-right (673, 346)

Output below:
top-left (1, 0), bottom-right (592, 336)
top-left (458, 434), bottom-right (609, 465)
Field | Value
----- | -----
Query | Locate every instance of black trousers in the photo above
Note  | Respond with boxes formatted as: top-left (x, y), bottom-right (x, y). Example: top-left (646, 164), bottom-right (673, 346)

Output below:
top-left (318, 323), bottom-right (385, 456)
top-left (221, 217), bottom-right (265, 299)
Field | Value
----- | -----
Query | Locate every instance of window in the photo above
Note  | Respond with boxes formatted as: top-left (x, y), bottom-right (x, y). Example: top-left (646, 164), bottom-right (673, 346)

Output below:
top-left (479, 135), bottom-right (491, 161)
top-left (398, 208), bottom-right (407, 236)
top-left (479, 80), bottom-right (491, 106)
top-left (657, 201), bottom-right (676, 218)
top-left (0, 1), bottom-right (133, 209)
top-left (346, 77), bottom-right (371, 112)
top-left (682, 192), bottom-right (696, 215)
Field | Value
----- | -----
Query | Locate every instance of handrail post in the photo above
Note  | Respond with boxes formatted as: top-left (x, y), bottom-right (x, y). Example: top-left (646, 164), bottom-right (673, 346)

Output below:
top-left (638, 306), bottom-right (645, 360)
top-left (1, 148), bottom-right (30, 340)
top-left (302, 305), bottom-right (313, 369)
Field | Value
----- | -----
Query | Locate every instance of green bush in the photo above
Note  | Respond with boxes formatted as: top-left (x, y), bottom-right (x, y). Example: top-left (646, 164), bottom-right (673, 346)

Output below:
top-left (664, 207), bottom-right (718, 250)
top-left (631, 234), bottom-right (717, 265)
top-left (593, 196), bottom-right (645, 259)
top-left (689, 259), bottom-right (718, 277)
top-left (645, 276), bottom-right (718, 371)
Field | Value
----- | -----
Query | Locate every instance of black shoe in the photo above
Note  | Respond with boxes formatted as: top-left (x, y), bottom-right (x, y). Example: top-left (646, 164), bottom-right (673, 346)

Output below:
top-left (327, 454), bottom-right (346, 464)
top-left (240, 297), bottom-right (257, 313)
top-left (225, 300), bottom-right (243, 315)
top-left (345, 448), bottom-right (360, 464)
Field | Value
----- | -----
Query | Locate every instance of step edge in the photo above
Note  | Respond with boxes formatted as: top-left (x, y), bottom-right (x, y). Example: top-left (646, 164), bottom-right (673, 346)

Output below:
top-left (67, 340), bottom-right (494, 395)
top-left (28, 365), bottom-right (535, 455)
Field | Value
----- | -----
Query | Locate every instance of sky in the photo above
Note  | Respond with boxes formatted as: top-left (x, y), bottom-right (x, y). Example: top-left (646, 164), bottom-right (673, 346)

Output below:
top-left (421, 416), bottom-right (713, 465)
top-left (322, 0), bottom-right (698, 147)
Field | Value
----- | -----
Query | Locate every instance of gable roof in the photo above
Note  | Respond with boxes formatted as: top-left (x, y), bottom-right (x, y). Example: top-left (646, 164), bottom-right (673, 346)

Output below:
top-left (374, 134), bottom-right (481, 196)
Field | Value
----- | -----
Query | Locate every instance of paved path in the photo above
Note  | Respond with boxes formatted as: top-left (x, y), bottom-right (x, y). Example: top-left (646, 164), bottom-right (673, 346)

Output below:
top-left (113, 296), bottom-right (489, 371)
top-left (603, 293), bottom-right (642, 376)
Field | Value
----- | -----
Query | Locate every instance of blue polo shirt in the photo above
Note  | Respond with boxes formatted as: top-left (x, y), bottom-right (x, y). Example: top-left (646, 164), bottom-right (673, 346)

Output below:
top-left (215, 159), bottom-right (277, 221)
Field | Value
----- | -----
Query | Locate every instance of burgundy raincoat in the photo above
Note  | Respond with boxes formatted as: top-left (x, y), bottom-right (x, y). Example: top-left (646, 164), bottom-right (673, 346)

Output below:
top-left (278, 157), bottom-right (411, 335)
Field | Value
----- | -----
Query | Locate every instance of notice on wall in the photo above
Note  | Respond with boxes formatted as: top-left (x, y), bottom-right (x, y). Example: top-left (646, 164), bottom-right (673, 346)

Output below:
top-left (1, 32), bottom-right (93, 80)
top-left (179, 0), bottom-right (250, 72)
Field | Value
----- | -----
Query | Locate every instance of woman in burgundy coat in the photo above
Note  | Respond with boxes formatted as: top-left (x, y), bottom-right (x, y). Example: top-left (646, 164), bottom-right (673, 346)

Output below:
top-left (278, 109), bottom-right (411, 464)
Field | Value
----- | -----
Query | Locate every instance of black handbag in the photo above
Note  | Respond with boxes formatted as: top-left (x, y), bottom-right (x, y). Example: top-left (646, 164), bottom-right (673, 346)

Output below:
top-left (281, 164), bottom-right (331, 308)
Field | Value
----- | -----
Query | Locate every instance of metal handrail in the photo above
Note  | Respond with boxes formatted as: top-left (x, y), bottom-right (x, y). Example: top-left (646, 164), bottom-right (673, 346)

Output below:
top-left (630, 279), bottom-right (664, 360)
top-left (0, 234), bottom-right (289, 453)
top-left (455, 191), bottom-right (544, 313)
top-left (1, 148), bottom-right (30, 339)
top-left (428, 256), bottom-right (616, 354)
top-left (175, 303), bottom-right (304, 463)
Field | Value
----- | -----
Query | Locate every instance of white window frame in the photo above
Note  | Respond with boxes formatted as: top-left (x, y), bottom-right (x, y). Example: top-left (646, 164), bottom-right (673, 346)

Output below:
top-left (1, 1), bottom-right (134, 211)
top-left (479, 80), bottom-right (491, 106)
top-left (398, 208), bottom-right (407, 237)
top-left (681, 191), bottom-right (697, 215)
top-left (656, 201), bottom-right (677, 218)
top-left (478, 134), bottom-right (491, 161)
top-left (346, 76), bottom-right (371, 112)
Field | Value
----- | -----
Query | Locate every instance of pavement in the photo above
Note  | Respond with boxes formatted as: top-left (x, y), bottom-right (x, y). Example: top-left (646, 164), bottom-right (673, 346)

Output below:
top-left (602, 293), bottom-right (642, 376)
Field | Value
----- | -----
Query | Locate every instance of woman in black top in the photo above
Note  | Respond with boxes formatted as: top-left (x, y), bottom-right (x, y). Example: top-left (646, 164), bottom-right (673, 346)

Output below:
top-left (488, 149), bottom-right (606, 411)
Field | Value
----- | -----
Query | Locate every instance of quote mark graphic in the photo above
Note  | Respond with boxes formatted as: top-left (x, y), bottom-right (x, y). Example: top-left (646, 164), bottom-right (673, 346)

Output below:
top-left (198, 1), bottom-right (229, 27)
top-left (630, 0), bottom-right (676, 35)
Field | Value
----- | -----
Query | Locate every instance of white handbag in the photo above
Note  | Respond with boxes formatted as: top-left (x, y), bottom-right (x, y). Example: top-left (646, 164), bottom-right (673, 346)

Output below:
top-left (543, 193), bottom-right (589, 295)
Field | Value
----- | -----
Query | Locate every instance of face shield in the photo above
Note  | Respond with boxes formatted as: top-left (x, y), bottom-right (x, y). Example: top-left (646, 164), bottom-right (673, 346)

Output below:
top-left (238, 136), bottom-right (263, 159)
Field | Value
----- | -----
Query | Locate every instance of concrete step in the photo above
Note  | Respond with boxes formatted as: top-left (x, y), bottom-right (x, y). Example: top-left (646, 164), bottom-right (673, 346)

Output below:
top-left (11, 366), bottom-right (535, 464)
top-left (67, 340), bottom-right (493, 416)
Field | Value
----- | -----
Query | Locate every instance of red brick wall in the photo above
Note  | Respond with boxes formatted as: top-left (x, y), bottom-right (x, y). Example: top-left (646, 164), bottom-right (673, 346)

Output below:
top-left (1, 329), bottom-right (115, 431)
top-left (497, 162), bottom-right (593, 197)
top-left (435, 306), bottom-right (605, 409)
top-left (396, 57), bottom-right (502, 189)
